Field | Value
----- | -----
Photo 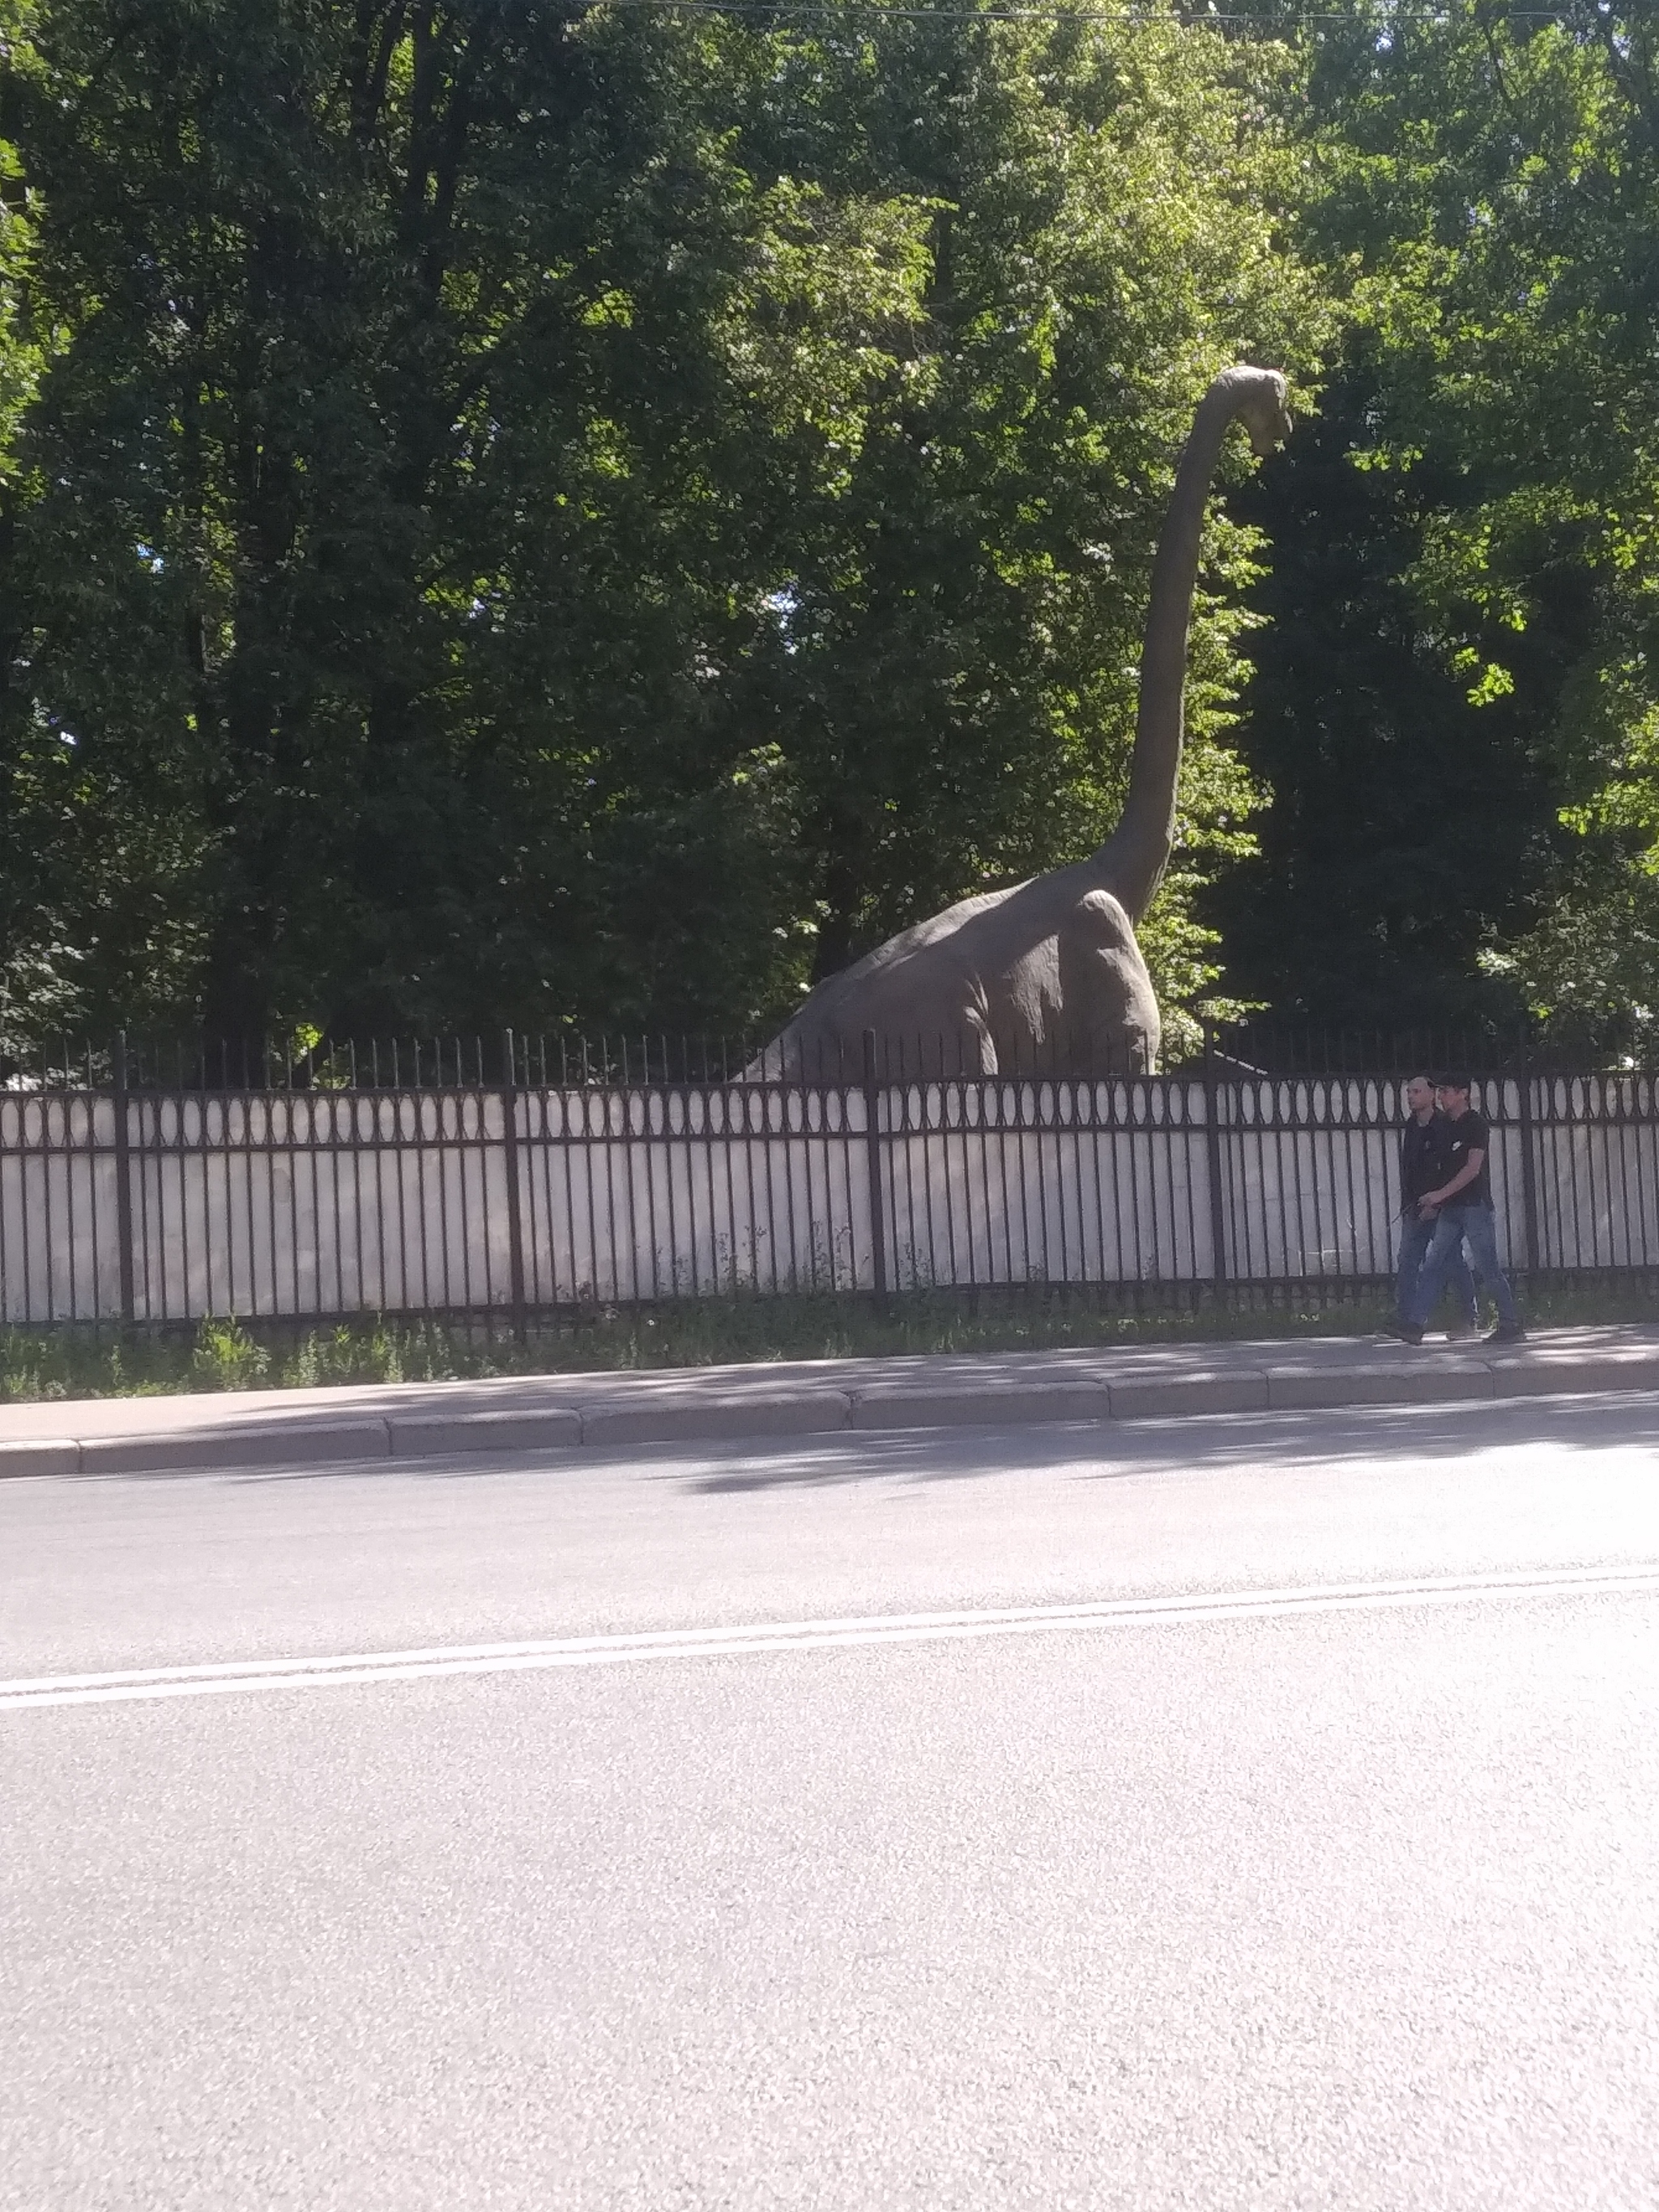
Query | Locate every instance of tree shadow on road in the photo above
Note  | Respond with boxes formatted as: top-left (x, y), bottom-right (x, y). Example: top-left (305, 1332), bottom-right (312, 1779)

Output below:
top-left (659, 1389), bottom-right (1659, 1494)
top-left (60, 1384), bottom-right (1659, 1498)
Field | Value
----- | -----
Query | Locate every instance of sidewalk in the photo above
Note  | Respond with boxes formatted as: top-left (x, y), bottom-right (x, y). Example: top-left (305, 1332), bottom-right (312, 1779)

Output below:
top-left (3, 1323), bottom-right (1658, 1477)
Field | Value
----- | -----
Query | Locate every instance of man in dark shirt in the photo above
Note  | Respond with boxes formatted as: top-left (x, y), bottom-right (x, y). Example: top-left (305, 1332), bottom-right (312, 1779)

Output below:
top-left (1395, 1074), bottom-right (1478, 1336)
top-left (1394, 1076), bottom-right (1525, 1344)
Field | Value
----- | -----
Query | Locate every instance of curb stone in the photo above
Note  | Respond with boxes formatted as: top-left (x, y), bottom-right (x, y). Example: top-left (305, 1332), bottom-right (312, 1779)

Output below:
top-left (848, 1380), bottom-right (1111, 1431)
top-left (76, 1418), bottom-right (394, 1477)
top-left (1265, 1362), bottom-right (1495, 1410)
top-left (3, 1337), bottom-right (1657, 1477)
top-left (1486, 1350), bottom-right (1659, 1397)
top-left (386, 1408), bottom-right (583, 1459)
top-left (1107, 1372), bottom-right (1269, 1419)
top-left (580, 1389), bottom-right (853, 1449)
top-left (0, 1438), bottom-right (82, 1479)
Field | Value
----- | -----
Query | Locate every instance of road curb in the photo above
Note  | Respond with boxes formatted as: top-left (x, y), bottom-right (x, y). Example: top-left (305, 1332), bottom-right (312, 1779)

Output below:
top-left (0, 1438), bottom-right (82, 1479)
top-left (386, 1408), bottom-right (582, 1459)
top-left (580, 1389), bottom-right (854, 1449)
top-left (76, 1418), bottom-right (394, 1477)
top-left (1264, 1361), bottom-right (1495, 1410)
top-left (1487, 1350), bottom-right (1659, 1397)
top-left (4, 1340), bottom-right (1657, 1477)
top-left (848, 1380), bottom-right (1111, 1431)
top-left (1107, 1372), bottom-right (1268, 1419)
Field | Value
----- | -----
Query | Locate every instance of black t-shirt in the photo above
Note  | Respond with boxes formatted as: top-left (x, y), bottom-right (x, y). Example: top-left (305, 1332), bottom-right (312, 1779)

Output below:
top-left (1398, 1113), bottom-right (1452, 1208)
top-left (1439, 1109), bottom-right (1492, 1206)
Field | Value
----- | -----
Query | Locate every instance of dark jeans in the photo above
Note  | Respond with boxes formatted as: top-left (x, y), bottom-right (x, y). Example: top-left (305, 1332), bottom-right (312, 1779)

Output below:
top-left (1397, 1211), bottom-right (1477, 1326)
top-left (1409, 1203), bottom-right (1518, 1329)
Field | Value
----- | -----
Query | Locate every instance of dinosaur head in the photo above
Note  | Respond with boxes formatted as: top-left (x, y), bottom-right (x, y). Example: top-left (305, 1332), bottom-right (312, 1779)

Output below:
top-left (1229, 366), bottom-right (1293, 458)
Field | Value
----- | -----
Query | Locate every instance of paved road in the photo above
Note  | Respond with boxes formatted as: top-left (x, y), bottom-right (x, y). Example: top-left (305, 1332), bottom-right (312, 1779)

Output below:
top-left (6, 1394), bottom-right (1659, 2209)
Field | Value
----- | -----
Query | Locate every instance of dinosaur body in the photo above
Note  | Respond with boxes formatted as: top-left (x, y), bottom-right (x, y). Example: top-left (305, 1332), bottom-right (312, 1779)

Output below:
top-left (761, 366), bottom-right (1292, 1078)
top-left (767, 867), bottom-right (1156, 1076)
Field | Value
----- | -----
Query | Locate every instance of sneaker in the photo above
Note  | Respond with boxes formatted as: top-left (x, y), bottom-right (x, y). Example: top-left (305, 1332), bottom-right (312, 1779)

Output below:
top-left (1385, 1321), bottom-right (1425, 1345)
top-left (1486, 1320), bottom-right (1527, 1345)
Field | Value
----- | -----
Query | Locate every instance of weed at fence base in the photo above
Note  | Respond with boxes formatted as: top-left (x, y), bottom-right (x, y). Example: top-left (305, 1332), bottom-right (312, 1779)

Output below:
top-left (2, 1272), bottom-right (1659, 1404)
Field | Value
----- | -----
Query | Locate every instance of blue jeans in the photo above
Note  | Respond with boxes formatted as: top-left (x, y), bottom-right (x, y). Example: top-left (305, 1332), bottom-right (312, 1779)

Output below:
top-left (1409, 1203), bottom-right (1518, 1329)
top-left (1397, 1211), bottom-right (1477, 1327)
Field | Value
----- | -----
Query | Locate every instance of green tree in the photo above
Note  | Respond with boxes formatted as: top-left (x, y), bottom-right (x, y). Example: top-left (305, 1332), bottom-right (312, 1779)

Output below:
top-left (1211, 347), bottom-right (1592, 1029)
top-left (0, 0), bottom-right (38, 472)
top-left (2, 0), bottom-right (930, 1049)
top-left (1218, 2), bottom-right (1659, 1052)
top-left (1, 2), bottom-right (1324, 1055)
top-left (734, 11), bottom-right (1326, 1042)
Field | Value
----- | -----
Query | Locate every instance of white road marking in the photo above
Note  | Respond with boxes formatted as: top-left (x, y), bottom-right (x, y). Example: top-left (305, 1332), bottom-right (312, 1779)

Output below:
top-left (5, 1564), bottom-right (1658, 1711)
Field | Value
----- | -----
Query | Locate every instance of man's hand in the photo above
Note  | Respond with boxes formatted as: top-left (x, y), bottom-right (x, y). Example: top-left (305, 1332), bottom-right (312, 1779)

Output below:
top-left (1418, 1193), bottom-right (1443, 1219)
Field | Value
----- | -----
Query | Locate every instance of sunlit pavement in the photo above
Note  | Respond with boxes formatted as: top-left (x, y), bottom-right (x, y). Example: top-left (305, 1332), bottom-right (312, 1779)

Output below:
top-left (6, 1392), bottom-right (1659, 2210)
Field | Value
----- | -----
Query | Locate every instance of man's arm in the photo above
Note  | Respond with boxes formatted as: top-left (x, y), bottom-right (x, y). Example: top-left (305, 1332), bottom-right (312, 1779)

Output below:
top-left (1419, 1150), bottom-right (1484, 1213)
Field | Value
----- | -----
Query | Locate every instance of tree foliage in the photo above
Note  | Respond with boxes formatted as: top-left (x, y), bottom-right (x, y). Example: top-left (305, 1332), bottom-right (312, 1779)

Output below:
top-left (0, 0), bottom-right (37, 472)
top-left (1216, 2), bottom-right (1659, 1051)
top-left (12, 0), bottom-right (1659, 1063)
top-left (0, 0), bottom-right (1320, 1052)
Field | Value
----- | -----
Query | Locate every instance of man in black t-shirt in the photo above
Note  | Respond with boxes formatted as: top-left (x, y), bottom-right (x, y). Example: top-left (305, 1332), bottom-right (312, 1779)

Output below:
top-left (1395, 1074), bottom-right (1478, 1334)
top-left (1394, 1076), bottom-right (1524, 1344)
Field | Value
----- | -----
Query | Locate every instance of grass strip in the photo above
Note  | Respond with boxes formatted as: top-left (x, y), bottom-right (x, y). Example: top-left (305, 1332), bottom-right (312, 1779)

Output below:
top-left (2, 1276), bottom-right (1656, 1404)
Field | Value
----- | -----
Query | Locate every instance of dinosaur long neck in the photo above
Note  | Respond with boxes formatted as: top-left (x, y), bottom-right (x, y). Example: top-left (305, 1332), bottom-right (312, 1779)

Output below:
top-left (1091, 372), bottom-right (1252, 925)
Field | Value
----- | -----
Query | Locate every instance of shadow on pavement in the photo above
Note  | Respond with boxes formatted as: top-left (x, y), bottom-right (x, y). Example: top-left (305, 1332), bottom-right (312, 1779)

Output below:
top-left (56, 1385), bottom-right (1659, 1495)
top-left (667, 1389), bottom-right (1659, 1494)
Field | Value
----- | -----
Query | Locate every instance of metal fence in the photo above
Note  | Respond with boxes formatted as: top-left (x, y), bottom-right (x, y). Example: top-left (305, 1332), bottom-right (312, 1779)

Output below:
top-left (2, 1030), bottom-right (1657, 1326)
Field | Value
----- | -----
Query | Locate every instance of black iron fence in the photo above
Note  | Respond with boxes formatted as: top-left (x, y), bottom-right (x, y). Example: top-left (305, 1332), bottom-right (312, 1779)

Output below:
top-left (2, 1029), bottom-right (1655, 1328)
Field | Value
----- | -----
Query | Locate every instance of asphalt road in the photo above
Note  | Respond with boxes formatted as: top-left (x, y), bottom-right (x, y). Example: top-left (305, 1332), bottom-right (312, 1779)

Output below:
top-left (6, 1393), bottom-right (1659, 2210)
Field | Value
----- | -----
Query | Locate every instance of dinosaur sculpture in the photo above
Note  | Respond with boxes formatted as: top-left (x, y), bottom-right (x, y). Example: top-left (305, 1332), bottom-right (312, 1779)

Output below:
top-left (758, 365), bottom-right (1293, 1078)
